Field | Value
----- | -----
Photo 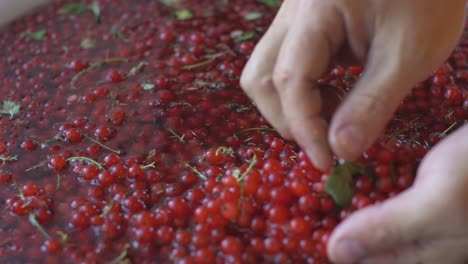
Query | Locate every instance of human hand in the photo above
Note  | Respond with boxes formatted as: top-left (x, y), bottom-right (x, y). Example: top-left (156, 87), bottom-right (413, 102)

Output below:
top-left (327, 124), bottom-right (468, 264)
top-left (240, 0), bottom-right (466, 170)
top-left (0, 0), bottom-right (50, 27)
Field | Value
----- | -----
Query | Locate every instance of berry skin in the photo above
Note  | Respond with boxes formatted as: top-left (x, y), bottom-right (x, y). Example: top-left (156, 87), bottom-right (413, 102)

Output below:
top-left (48, 156), bottom-right (67, 172)
top-left (64, 128), bottom-right (83, 143)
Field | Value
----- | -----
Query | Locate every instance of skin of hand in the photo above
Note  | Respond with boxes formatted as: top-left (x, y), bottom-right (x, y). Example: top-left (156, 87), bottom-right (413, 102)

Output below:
top-left (328, 124), bottom-right (468, 264)
top-left (240, 0), bottom-right (468, 263)
top-left (0, 0), bottom-right (50, 27)
top-left (240, 0), bottom-right (466, 171)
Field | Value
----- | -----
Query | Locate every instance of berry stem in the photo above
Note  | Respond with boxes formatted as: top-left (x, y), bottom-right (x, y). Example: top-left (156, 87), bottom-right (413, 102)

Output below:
top-left (439, 121), bottom-right (458, 138)
top-left (179, 161), bottom-right (207, 180)
top-left (237, 154), bottom-right (257, 183)
top-left (56, 231), bottom-right (68, 243)
top-left (56, 174), bottom-right (61, 190)
top-left (25, 160), bottom-right (48, 172)
top-left (67, 156), bottom-right (104, 170)
top-left (215, 146), bottom-right (234, 156)
top-left (99, 200), bottom-right (114, 217)
top-left (166, 128), bottom-right (185, 143)
top-left (29, 214), bottom-right (51, 239)
top-left (141, 161), bottom-right (156, 170)
top-left (40, 133), bottom-right (64, 149)
top-left (181, 52), bottom-right (224, 70)
top-left (110, 243), bottom-right (130, 264)
top-left (239, 126), bottom-right (276, 133)
top-left (71, 57), bottom-right (129, 88)
top-left (83, 133), bottom-right (121, 154)
top-left (0, 155), bottom-right (18, 164)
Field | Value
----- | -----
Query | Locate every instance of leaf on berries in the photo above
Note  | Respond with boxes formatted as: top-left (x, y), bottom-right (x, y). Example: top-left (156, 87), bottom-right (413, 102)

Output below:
top-left (111, 25), bottom-right (125, 39)
top-left (259, 0), bottom-right (280, 7)
top-left (230, 31), bottom-right (255, 42)
top-left (141, 83), bottom-right (155, 90)
top-left (58, 3), bottom-right (89, 15)
top-left (81, 37), bottom-right (96, 49)
top-left (1, 101), bottom-right (20, 119)
top-left (89, 2), bottom-right (101, 24)
top-left (58, 2), bottom-right (101, 24)
top-left (175, 9), bottom-right (193, 20)
top-left (21, 29), bottom-right (47, 41)
top-left (160, 0), bottom-right (178, 6)
top-left (244, 12), bottom-right (262, 21)
top-left (325, 162), bottom-right (374, 208)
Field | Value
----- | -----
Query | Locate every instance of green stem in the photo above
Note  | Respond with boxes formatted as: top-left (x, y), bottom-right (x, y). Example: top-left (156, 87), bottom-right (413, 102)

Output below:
top-left (237, 154), bottom-right (257, 183)
top-left (67, 156), bottom-right (104, 170)
top-left (0, 155), bottom-right (18, 164)
top-left (141, 161), bottom-right (156, 170)
top-left (29, 214), bottom-right (51, 239)
top-left (179, 161), bottom-right (207, 180)
top-left (99, 200), bottom-right (114, 217)
top-left (71, 57), bottom-right (128, 88)
top-left (83, 134), bottom-right (121, 154)
top-left (110, 244), bottom-right (130, 264)
top-left (439, 121), bottom-right (458, 138)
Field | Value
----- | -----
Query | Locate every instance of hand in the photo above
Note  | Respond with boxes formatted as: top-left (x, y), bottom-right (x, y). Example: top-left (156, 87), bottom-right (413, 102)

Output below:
top-left (327, 124), bottom-right (468, 264)
top-left (0, 0), bottom-right (50, 27)
top-left (240, 0), bottom-right (466, 170)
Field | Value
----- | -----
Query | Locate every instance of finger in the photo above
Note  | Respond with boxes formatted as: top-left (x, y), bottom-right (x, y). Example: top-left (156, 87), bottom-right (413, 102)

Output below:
top-left (361, 237), bottom-right (468, 264)
top-left (272, 0), bottom-right (344, 170)
top-left (327, 187), bottom-right (434, 264)
top-left (329, 5), bottom-right (465, 161)
top-left (240, 0), bottom-right (298, 137)
top-left (0, 0), bottom-right (50, 26)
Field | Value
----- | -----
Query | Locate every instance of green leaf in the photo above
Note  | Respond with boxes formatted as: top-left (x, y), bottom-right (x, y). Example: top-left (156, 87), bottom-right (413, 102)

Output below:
top-left (21, 29), bottom-right (47, 41)
top-left (244, 12), bottom-right (262, 21)
top-left (231, 31), bottom-right (255, 42)
top-left (325, 162), bottom-right (374, 208)
top-left (141, 83), bottom-right (155, 91)
top-left (58, 2), bottom-right (101, 24)
top-left (1, 101), bottom-right (20, 119)
top-left (80, 37), bottom-right (96, 49)
top-left (159, 0), bottom-right (174, 5)
top-left (89, 2), bottom-right (101, 24)
top-left (58, 3), bottom-right (88, 15)
top-left (111, 25), bottom-right (125, 39)
top-left (176, 9), bottom-right (193, 20)
top-left (259, 0), bottom-right (280, 7)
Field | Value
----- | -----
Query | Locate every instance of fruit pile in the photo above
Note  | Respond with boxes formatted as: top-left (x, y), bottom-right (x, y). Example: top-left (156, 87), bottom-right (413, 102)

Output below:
top-left (0, 0), bottom-right (466, 263)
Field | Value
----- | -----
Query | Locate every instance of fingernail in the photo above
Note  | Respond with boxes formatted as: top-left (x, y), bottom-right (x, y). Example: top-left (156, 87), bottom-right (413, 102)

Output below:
top-left (334, 239), bottom-right (366, 264)
top-left (335, 124), bottom-right (366, 157)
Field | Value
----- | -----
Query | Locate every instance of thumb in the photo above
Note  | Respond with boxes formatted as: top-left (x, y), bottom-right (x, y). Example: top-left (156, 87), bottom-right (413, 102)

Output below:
top-left (327, 187), bottom-right (432, 264)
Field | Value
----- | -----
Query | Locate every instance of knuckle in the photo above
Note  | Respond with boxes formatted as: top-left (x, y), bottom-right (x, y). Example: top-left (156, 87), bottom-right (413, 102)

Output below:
top-left (352, 90), bottom-right (389, 116)
top-left (272, 67), bottom-right (295, 91)
top-left (273, 66), bottom-right (314, 93)
top-left (239, 71), bottom-right (255, 93)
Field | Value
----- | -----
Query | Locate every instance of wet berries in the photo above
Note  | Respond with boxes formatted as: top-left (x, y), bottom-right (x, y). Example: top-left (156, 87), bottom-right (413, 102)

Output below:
top-left (0, 1), bottom-right (466, 263)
